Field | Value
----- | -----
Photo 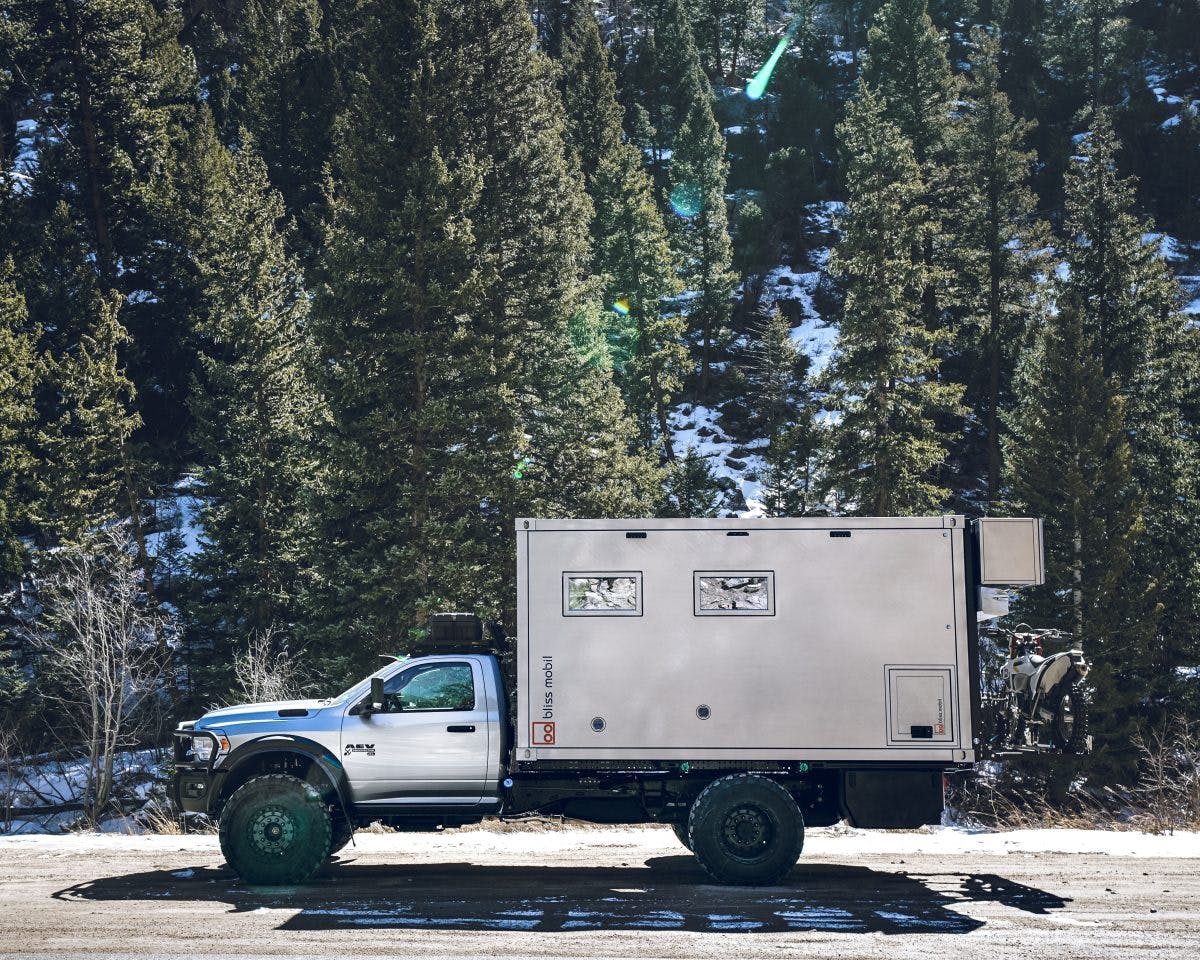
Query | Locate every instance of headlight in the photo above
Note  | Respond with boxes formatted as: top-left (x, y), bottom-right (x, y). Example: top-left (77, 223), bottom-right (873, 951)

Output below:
top-left (192, 732), bottom-right (229, 761)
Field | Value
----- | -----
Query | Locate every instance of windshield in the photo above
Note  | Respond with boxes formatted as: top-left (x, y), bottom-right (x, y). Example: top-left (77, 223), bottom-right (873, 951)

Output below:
top-left (331, 659), bottom-right (407, 703)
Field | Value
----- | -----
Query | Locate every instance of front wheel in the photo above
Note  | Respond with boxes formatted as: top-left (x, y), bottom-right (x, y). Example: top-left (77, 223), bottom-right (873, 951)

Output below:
top-left (1051, 682), bottom-right (1091, 754)
top-left (218, 774), bottom-right (332, 885)
top-left (329, 818), bottom-right (355, 857)
top-left (688, 774), bottom-right (803, 885)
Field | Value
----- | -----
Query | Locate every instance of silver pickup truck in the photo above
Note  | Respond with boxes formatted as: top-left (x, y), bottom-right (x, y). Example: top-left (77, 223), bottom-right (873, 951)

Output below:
top-left (174, 516), bottom-right (1050, 887)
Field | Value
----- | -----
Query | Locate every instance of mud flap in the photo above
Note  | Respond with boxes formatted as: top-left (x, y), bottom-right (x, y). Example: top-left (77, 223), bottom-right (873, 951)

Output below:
top-left (842, 770), bottom-right (944, 828)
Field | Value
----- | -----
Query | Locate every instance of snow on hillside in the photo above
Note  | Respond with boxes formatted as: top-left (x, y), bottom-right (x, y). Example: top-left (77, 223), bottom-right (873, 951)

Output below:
top-left (667, 198), bottom-right (841, 517)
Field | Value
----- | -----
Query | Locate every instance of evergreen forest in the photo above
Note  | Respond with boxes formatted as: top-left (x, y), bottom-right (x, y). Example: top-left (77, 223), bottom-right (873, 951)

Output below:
top-left (2, 0), bottom-right (1200, 818)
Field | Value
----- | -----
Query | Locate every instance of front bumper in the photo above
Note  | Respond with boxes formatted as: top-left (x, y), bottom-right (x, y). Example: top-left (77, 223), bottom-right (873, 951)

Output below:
top-left (171, 728), bottom-right (227, 814)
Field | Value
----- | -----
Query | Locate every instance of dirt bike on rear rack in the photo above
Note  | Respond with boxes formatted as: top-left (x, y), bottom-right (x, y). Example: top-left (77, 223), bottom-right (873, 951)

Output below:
top-left (983, 623), bottom-right (1092, 756)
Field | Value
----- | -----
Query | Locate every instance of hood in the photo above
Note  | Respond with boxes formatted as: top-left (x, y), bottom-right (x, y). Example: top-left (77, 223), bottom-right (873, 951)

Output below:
top-left (197, 698), bottom-right (332, 727)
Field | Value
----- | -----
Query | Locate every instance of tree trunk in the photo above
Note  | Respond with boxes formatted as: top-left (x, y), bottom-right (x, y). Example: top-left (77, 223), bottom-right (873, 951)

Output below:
top-left (986, 174), bottom-right (1003, 507)
top-left (1072, 501), bottom-right (1084, 641)
top-left (653, 366), bottom-right (676, 462)
top-left (65, 1), bottom-right (115, 280)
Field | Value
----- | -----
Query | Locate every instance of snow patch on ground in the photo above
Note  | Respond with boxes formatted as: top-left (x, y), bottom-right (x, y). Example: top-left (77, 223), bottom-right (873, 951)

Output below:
top-left (4, 824), bottom-right (1200, 857)
top-left (1, 748), bottom-right (168, 835)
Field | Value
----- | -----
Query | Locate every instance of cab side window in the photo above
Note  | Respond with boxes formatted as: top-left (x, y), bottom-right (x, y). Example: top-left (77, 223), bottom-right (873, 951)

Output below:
top-left (381, 663), bottom-right (475, 713)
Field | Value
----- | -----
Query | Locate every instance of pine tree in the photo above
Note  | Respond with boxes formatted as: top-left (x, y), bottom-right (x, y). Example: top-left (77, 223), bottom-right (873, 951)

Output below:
top-left (1059, 108), bottom-right (1200, 741)
top-left (1047, 0), bottom-right (1133, 115)
top-left (593, 138), bottom-right (685, 459)
top-left (207, 0), bottom-right (342, 263)
top-left (946, 26), bottom-right (1049, 509)
top-left (670, 99), bottom-right (737, 401)
top-left (1060, 111), bottom-right (1179, 384)
top-left (626, 0), bottom-right (710, 184)
top-left (861, 0), bottom-right (959, 339)
top-left (1005, 304), bottom-right (1147, 779)
top-left (37, 286), bottom-right (142, 544)
top-left (825, 86), bottom-right (963, 516)
top-left (0, 245), bottom-right (40, 733)
top-left (661, 446), bottom-right (724, 517)
top-left (861, 0), bottom-right (958, 169)
top-left (443, 0), bottom-right (655, 602)
top-left (19, 0), bottom-right (209, 466)
top-left (185, 141), bottom-right (319, 703)
top-left (310, 0), bottom-right (482, 672)
top-left (313, 0), bottom-right (654, 668)
top-left (760, 423), bottom-right (823, 518)
top-left (691, 1), bottom-right (765, 83)
top-left (558, 0), bottom-right (624, 186)
top-left (727, 307), bottom-right (811, 441)
top-left (1159, 99), bottom-right (1200, 243)
top-left (729, 306), bottom-right (822, 518)
top-left (0, 258), bottom-right (40, 583)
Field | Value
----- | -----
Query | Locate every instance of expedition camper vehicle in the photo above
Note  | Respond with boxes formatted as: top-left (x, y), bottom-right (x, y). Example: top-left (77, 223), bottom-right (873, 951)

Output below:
top-left (174, 515), bottom-right (1050, 885)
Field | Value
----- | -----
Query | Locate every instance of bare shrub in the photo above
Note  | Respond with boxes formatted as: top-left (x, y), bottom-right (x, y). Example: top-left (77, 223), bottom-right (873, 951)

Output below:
top-left (0, 729), bottom-right (19, 831)
top-left (232, 625), bottom-right (301, 704)
top-left (1131, 716), bottom-right (1200, 834)
top-left (25, 528), bottom-right (168, 823)
top-left (946, 762), bottom-right (1137, 830)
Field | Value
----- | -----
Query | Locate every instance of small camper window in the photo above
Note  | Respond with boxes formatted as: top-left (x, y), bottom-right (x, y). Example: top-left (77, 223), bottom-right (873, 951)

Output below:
top-left (694, 572), bottom-right (775, 616)
top-left (563, 573), bottom-right (643, 616)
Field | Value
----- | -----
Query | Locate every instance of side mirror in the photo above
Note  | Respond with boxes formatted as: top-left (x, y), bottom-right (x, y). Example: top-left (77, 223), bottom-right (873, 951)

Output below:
top-left (370, 676), bottom-right (385, 713)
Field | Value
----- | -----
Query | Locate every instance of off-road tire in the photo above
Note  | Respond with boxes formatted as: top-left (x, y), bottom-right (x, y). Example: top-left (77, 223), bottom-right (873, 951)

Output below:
top-left (687, 774), bottom-right (804, 885)
top-left (218, 774), bottom-right (332, 885)
top-left (671, 822), bottom-right (692, 850)
top-left (1051, 681), bottom-right (1091, 754)
top-left (329, 818), bottom-right (355, 857)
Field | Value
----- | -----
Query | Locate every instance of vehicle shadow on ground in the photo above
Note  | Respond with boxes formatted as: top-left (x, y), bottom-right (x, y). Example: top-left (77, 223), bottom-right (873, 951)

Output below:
top-left (53, 854), bottom-right (1071, 934)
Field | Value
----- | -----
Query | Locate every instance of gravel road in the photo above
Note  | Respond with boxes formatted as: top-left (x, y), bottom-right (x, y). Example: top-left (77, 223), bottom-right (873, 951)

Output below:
top-left (0, 826), bottom-right (1197, 959)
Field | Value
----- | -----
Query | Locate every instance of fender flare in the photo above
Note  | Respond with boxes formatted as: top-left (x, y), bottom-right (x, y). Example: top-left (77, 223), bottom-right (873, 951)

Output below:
top-left (217, 735), bottom-right (354, 824)
top-left (1033, 655), bottom-right (1074, 712)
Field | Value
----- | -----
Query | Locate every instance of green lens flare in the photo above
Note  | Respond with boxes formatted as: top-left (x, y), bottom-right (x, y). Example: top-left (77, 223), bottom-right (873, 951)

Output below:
top-left (669, 181), bottom-right (704, 218)
top-left (746, 17), bottom-right (802, 101)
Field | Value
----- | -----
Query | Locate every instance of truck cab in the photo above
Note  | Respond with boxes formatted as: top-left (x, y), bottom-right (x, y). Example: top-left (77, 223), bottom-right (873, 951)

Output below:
top-left (174, 650), bottom-right (509, 871)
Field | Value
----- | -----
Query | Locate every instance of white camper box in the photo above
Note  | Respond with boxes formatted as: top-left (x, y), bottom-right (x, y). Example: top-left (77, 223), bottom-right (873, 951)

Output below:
top-left (516, 516), bottom-right (1043, 765)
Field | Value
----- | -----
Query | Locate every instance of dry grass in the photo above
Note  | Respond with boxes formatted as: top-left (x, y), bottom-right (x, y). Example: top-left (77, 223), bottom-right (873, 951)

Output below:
top-left (949, 715), bottom-right (1200, 834)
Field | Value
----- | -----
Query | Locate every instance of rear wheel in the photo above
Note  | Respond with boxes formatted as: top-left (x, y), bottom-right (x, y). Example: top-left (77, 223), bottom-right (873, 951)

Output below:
top-left (1051, 682), bottom-right (1090, 754)
top-left (671, 822), bottom-right (692, 850)
top-left (218, 774), bottom-right (331, 885)
top-left (687, 774), bottom-right (803, 885)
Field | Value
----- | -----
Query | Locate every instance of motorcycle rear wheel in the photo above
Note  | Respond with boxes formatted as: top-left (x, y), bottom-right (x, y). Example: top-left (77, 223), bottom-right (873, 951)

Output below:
top-left (1051, 682), bottom-right (1090, 753)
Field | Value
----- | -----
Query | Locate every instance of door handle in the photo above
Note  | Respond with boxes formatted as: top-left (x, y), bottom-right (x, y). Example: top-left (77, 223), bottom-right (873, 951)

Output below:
top-left (446, 724), bottom-right (476, 733)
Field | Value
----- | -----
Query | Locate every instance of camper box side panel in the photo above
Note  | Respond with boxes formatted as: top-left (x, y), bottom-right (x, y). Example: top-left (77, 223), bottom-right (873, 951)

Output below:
top-left (515, 518), bottom-right (974, 764)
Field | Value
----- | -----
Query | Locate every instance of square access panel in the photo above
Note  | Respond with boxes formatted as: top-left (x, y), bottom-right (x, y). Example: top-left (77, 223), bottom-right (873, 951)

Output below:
top-left (976, 517), bottom-right (1045, 586)
top-left (886, 666), bottom-right (955, 744)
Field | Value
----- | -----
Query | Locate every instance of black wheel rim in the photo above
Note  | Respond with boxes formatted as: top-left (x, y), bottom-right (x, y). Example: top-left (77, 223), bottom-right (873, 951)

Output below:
top-left (249, 805), bottom-right (297, 856)
top-left (719, 804), bottom-right (776, 862)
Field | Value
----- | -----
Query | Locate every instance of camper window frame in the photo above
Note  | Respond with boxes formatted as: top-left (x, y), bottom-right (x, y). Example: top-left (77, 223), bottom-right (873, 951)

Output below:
top-left (693, 570), bottom-right (776, 616)
top-left (562, 571), bottom-right (644, 617)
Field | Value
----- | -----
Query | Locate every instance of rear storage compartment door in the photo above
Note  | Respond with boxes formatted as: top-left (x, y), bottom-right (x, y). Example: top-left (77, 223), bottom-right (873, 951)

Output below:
top-left (886, 666), bottom-right (955, 744)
